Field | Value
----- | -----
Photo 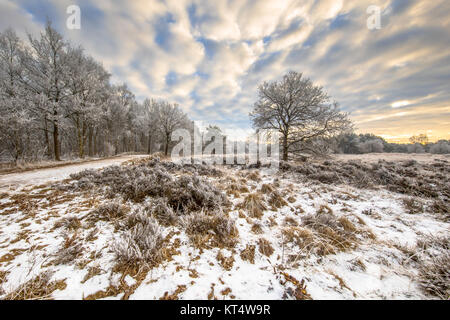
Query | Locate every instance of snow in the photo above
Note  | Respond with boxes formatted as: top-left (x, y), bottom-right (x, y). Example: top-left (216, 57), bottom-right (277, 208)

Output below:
top-left (0, 156), bottom-right (448, 300)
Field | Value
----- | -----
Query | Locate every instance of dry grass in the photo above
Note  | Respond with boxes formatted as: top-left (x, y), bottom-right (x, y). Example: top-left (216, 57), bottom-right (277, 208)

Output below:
top-left (281, 158), bottom-right (450, 200)
top-left (183, 211), bottom-right (238, 249)
top-left (268, 191), bottom-right (288, 210)
top-left (260, 184), bottom-right (275, 194)
top-left (415, 236), bottom-right (450, 299)
top-left (81, 266), bottom-right (102, 284)
top-left (112, 214), bottom-right (163, 268)
top-left (226, 183), bottom-right (249, 197)
top-left (281, 272), bottom-right (312, 300)
top-left (237, 193), bottom-right (267, 219)
top-left (402, 197), bottom-right (424, 214)
top-left (3, 271), bottom-right (66, 300)
top-left (258, 238), bottom-right (274, 257)
top-left (217, 251), bottom-right (235, 270)
top-left (90, 201), bottom-right (129, 222)
top-left (251, 222), bottom-right (264, 234)
top-left (240, 244), bottom-right (255, 264)
top-left (160, 285), bottom-right (187, 300)
top-left (53, 233), bottom-right (83, 265)
top-left (338, 216), bottom-right (357, 232)
top-left (151, 198), bottom-right (177, 226)
top-left (246, 171), bottom-right (261, 182)
top-left (284, 217), bottom-right (298, 227)
top-left (54, 216), bottom-right (82, 230)
top-left (283, 212), bottom-right (359, 258)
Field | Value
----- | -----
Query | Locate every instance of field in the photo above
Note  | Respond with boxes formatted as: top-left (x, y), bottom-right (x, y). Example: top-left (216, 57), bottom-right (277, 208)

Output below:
top-left (0, 153), bottom-right (448, 300)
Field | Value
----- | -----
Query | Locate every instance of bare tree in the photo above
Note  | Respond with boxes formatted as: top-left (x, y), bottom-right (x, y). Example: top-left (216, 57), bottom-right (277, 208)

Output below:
top-left (66, 48), bottom-right (110, 158)
top-left (250, 71), bottom-right (352, 161)
top-left (22, 21), bottom-right (72, 161)
top-left (142, 99), bottom-right (160, 154)
top-left (0, 29), bottom-right (32, 163)
top-left (409, 134), bottom-right (429, 145)
top-left (158, 102), bottom-right (189, 156)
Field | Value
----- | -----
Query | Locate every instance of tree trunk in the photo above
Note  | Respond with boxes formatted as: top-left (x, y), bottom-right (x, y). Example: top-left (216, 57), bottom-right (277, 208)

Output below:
top-left (76, 116), bottom-right (83, 159)
top-left (93, 129), bottom-right (98, 156)
top-left (164, 134), bottom-right (170, 156)
top-left (53, 120), bottom-right (60, 161)
top-left (282, 133), bottom-right (288, 161)
top-left (88, 127), bottom-right (93, 157)
top-left (147, 131), bottom-right (152, 154)
top-left (81, 121), bottom-right (87, 158)
top-left (44, 118), bottom-right (51, 158)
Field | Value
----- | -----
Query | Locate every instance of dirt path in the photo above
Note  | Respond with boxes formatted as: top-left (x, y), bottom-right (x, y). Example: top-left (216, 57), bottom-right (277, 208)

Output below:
top-left (0, 154), bottom-right (148, 192)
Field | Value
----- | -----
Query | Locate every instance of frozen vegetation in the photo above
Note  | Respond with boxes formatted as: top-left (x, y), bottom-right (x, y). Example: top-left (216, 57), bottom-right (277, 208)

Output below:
top-left (0, 153), bottom-right (449, 300)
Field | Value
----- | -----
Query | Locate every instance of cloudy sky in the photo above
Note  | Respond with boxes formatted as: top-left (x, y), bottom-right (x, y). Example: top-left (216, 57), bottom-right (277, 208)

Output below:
top-left (1, 0), bottom-right (449, 142)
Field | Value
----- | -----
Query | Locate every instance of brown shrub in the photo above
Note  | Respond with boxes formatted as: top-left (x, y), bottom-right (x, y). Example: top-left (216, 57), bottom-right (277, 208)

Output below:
top-left (3, 271), bottom-right (66, 300)
top-left (260, 184), bottom-right (275, 194)
top-left (90, 201), bottom-right (128, 221)
top-left (247, 171), bottom-right (261, 182)
top-left (258, 238), bottom-right (274, 257)
top-left (402, 197), bottom-right (423, 214)
top-left (251, 222), bottom-right (264, 234)
top-left (217, 251), bottom-right (235, 270)
top-left (183, 211), bottom-right (238, 249)
top-left (113, 215), bottom-right (163, 268)
top-left (338, 216), bottom-right (357, 232)
top-left (54, 216), bottom-right (81, 230)
top-left (240, 244), bottom-right (255, 264)
top-left (237, 193), bottom-right (267, 219)
top-left (268, 191), bottom-right (288, 210)
top-left (54, 233), bottom-right (83, 265)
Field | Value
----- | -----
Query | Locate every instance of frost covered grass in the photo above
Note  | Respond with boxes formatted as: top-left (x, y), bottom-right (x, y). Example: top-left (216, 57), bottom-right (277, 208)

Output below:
top-left (0, 155), bottom-right (449, 300)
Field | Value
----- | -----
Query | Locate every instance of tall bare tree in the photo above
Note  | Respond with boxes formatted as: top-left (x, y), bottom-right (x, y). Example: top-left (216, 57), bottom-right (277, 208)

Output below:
top-left (158, 102), bottom-right (189, 156)
top-left (250, 71), bottom-right (352, 161)
top-left (22, 21), bottom-right (72, 161)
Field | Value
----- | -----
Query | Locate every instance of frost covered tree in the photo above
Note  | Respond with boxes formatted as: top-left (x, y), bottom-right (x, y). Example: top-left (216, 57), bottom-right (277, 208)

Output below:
top-left (66, 48), bottom-right (111, 158)
top-left (158, 102), bottom-right (189, 156)
top-left (0, 29), bottom-right (34, 162)
top-left (142, 99), bottom-right (161, 154)
top-left (250, 71), bottom-right (352, 161)
top-left (0, 22), bottom-right (193, 162)
top-left (357, 139), bottom-right (384, 153)
top-left (21, 21), bottom-right (73, 161)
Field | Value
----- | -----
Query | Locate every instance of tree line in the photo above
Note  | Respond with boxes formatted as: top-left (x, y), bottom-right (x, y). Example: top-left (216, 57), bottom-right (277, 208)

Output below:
top-left (2, 22), bottom-right (447, 164)
top-left (333, 133), bottom-right (450, 155)
top-left (0, 22), bottom-right (192, 163)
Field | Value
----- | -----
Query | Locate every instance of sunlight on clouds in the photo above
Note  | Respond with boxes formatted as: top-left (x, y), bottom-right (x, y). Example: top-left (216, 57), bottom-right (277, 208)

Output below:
top-left (391, 101), bottom-right (410, 108)
top-left (2, 0), bottom-right (449, 141)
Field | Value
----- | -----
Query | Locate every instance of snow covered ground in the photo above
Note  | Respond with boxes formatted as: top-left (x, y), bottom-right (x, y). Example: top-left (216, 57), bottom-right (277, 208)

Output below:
top-left (0, 154), bottom-right (448, 300)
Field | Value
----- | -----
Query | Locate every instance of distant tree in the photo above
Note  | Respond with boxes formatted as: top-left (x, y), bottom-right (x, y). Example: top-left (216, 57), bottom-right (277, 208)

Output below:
top-left (334, 133), bottom-right (360, 154)
top-left (409, 134), bottom-right (429, 145)
top-left (357, 139), bottom-right (384, 153)
top-left (141, 99), bottom-right (160, 154)
top-left (407, 143), bottom-right (425, 154)
top-left (430, 140), bottom-right (450, 154)
top-left (158, 102), bottom-right (189, 156)
top-left (250, 71), bottom-right (352, 161)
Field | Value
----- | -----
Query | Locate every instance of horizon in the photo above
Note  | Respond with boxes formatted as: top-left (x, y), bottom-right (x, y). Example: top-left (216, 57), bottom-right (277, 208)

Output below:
top-left (0, 0), bottom-right (449, 142)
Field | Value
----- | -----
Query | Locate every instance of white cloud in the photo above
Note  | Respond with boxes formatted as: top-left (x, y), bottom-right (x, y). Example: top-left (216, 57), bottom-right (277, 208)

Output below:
top-left (2, 0), bottom-right (449, 141)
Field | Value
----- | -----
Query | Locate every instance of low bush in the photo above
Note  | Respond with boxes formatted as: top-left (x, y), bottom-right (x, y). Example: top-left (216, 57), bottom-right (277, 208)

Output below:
top-left (182, 211), bottom-right (238, 248)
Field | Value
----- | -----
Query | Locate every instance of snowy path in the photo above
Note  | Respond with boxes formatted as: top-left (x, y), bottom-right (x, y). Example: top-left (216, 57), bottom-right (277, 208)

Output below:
top-left (0, 155), bottom-right (148, 192)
